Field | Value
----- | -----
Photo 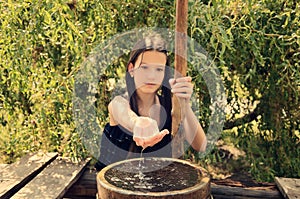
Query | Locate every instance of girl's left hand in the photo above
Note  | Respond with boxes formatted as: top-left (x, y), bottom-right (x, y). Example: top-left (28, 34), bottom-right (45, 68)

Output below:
top-left (169, 76), bottom-right (193, 101)
top-left (132, 117), bottom-right (169, 149)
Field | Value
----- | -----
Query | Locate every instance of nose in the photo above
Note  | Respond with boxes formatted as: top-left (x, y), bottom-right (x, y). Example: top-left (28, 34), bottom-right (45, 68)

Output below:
top-left (147, 68), bottom-right (156, 80)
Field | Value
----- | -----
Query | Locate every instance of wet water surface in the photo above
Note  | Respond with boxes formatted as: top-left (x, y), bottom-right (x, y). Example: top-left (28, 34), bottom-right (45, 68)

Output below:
top-left (105, 158), bottom-right (202, 192)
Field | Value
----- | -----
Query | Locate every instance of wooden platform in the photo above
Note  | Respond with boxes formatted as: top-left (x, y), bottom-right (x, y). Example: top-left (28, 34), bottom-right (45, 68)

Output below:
top-left (64, 168), bottom-right (97, 199)
top-left (64, 168), bottom-right (285, 199)
top-left (0, 152), bottom-right (90, 199)
top-left (275, 177), bottom-right (300, 199)
top-left (1, 152), bottom-right (297, 199)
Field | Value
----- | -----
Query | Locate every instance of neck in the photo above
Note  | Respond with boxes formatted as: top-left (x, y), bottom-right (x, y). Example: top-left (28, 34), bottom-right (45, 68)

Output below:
top-left (136, 92), bottom-right (156, 116)
top-left (137, 92), bottom-right (156, 107)
top-left (136, 91), bottom-right (161, 125)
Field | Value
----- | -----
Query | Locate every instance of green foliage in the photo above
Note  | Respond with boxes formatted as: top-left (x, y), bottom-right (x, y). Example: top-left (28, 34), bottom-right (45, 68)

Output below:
top-left (0, 0), bottom-right (175, 162)
top-left (0, 0), bottom-right (299, 182)
top-left (189, 0), bottom-right (299, 181)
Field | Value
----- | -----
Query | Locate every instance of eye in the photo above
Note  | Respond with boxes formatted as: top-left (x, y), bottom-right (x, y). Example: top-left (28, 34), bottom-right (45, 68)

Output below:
top-left (156, 67), bottom-right (164, 72)
top-left (140, 65), bottom-right (149, 70)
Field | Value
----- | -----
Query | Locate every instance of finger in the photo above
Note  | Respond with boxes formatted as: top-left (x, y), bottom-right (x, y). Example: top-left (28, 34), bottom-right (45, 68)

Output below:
top-left (169, 78), bottom-right (192, 89)
top-left (175, 76), bottom-right (192, 83)
top-left (172, 86), bottom-right (193, 93)
top-left (143, 130), bottom-right (169, 148)
top-left (152, 130), bottom-right (169, 144)
top-left (160, 129), bottom-right (169, 136)
top-left (169, 78), bottom-right (176, 87)
top-left (172, 88), bottom-right (193, 99)
top-left (171, 87), bottom-right (193, 98)
top-left (133, 136), bottom-right (140, 145)
top-left (172, 81), bottom-right (193, 89)
top-left (174, 76), bottom-right (192, 83)
top-left (133, 136), bottom-right (144, 147)
top-left (173, 88), bottom-right (193, 99)
top-left (174, 93), bottom-right (191, 99)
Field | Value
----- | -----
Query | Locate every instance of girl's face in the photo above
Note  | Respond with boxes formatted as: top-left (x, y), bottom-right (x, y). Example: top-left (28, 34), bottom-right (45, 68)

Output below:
top-left (129, 50), bottom-right (167, 95)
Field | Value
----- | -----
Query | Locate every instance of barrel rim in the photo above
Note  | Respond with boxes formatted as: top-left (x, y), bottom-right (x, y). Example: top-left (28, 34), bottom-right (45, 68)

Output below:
top-left (97, 157), bottom-right (210, 196)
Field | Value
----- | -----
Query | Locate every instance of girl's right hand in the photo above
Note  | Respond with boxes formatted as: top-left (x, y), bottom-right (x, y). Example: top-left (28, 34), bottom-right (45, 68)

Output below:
top-left (132, 117), bottom-right (169, 149)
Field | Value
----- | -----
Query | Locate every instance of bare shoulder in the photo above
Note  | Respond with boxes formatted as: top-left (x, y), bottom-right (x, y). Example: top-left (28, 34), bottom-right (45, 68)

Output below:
top-left (108, 95), bottom-right (129, 126)
top-left (111, 95), bottom-right (129, 105)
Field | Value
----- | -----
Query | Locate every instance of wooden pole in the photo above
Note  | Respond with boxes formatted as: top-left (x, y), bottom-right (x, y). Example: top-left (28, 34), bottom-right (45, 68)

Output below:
top-left (172, 0), bottom-right (188, 158)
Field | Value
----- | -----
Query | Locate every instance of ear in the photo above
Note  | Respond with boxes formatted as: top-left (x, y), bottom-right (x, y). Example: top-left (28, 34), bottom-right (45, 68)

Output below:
top-left (128, 63), bottom-right (134, 77)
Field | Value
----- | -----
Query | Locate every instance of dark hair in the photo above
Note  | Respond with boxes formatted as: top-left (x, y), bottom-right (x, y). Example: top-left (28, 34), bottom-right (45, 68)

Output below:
top-left (125, 33), bottom-right (172, 131)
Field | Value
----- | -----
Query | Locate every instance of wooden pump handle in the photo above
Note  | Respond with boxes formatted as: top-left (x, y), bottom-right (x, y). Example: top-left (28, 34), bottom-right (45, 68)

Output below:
top-left (172, 0), bottom-right (188, 158)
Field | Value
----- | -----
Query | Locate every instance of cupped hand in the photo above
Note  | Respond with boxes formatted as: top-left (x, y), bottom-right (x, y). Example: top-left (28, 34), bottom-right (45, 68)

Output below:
top-left (132, 117), bottom-right (169, 149)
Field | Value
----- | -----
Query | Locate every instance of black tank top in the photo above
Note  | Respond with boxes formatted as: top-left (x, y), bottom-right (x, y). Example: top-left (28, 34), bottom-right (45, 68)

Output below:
top-left (95, 97), bottom-right (172, 171)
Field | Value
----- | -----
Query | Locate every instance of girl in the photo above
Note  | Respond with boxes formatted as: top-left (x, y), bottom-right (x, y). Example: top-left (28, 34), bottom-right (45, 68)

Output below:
top-left (95, 33), bottom-right (207, 171)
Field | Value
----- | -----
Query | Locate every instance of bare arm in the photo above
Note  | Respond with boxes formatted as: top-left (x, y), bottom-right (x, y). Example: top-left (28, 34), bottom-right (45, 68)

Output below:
top-left (182, 104), bottom-right (207, 152)
top-left (169, 77), bottom-right (207, 152)
top-left (108, 95), bottom-right (137, 132)
top-left (108, 95), bottom-right (169, 148)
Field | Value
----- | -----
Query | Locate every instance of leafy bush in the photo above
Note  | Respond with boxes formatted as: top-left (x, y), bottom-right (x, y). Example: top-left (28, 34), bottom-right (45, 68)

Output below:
top-left (189, 0), bottom-right (299, 181)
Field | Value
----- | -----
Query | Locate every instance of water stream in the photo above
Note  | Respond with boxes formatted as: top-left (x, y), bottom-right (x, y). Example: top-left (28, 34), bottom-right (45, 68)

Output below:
top-left (136, 149), bottom-right (146, 180)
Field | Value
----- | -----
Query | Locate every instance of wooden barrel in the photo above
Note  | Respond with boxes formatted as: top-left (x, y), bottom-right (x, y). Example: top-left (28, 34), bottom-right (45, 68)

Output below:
top-left (97, 157), bottom-right (211, 199)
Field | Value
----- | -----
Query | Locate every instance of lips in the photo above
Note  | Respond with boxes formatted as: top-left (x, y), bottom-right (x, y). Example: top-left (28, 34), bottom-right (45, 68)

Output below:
top-left (145, 83), bottom-right (156, 85)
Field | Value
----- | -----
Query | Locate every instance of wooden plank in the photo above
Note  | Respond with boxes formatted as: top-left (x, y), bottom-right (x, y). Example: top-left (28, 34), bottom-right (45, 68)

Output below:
top-left (0, 152), bottom-right (58, 199)
top-left (275, 177), bottom-right (300, 199)
top-left (0, 164), bottom-right (8, 170)
top-left (11, 157), bottom-right (90, 199)
top-left (63, 197), bottom-right (95, 199)
top-left (63, 168), bottom-right (97, 198)
top-left (213, 194), bottom-right (275, 199)
top-left (211, 184), bottom-right (283, 199)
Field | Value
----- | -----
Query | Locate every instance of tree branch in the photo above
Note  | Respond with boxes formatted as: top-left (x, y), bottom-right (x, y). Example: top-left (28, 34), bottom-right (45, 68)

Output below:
top-left (223, 104), bottom-right (262, 130)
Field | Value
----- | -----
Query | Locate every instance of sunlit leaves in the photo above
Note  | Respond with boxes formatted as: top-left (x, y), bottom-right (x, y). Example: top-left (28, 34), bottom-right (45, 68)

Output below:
top-left (0, 0), bottom-right (299, 182)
